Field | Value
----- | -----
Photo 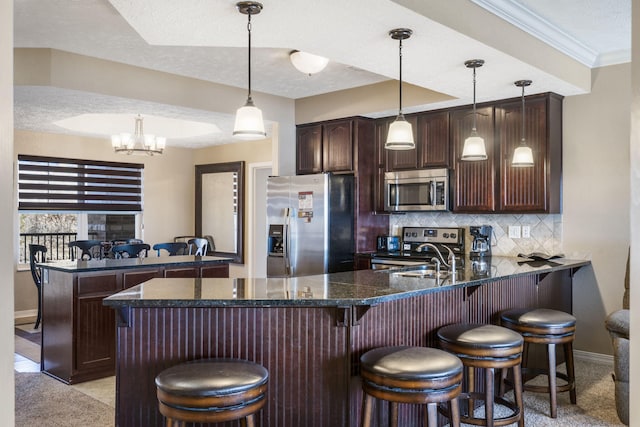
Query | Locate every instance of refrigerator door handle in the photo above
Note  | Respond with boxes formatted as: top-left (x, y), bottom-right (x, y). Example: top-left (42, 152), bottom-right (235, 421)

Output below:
top-left (284, 210), bottom-right (291, 276)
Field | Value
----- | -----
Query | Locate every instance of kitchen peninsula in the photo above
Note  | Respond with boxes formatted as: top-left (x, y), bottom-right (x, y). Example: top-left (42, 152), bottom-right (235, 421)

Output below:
top-left (39, 255), bottom-right (231, 384)
top-left (104, 256), bottom-right (589, 427)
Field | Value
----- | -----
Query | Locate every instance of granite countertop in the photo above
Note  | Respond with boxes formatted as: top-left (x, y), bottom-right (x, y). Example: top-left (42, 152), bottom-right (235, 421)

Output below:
top-left (103, 256), bottom-right (590, 308)
top-left (38, 255), bottom-right (233, 273)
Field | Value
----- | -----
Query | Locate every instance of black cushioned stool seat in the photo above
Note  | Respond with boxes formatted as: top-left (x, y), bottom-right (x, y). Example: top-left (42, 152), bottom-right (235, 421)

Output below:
top-left (360, 346), bottom-right (463, 427)
top-left (438, 324), bottom-right (525, 427)
top-left (155, 358), bottom-right (268, 427)
top-left (501, 308), bottom-right (577, 418)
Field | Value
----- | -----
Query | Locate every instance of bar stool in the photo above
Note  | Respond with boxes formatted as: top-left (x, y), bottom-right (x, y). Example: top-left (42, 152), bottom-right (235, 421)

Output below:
top-left (437, 324), bottom-right (525, 427)
top-left (500, 308), bottom-right (577, 418)
top-left (155, 358), bottom-right (268, 427)
top-left (360, 346), bottom-right (463, 427)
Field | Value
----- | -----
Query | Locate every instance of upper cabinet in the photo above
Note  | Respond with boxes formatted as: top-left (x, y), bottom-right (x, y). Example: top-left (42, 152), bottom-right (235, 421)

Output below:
top-left (450, 105), bottom-right (496, 212)
top-left (494, 93), bottom-right (563, 213)
top-left (451, 93), bottom-right (562, 213)
top-left (296, 119), bottom-right (353, 175)
top-left (296, 124), bottom-right (323, 175)
top-left (418, 111), bottom-right (450, 169)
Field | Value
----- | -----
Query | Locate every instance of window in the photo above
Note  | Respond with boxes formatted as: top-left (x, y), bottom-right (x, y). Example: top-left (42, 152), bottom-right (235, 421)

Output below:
top-left (18, 155), bottom-right (143, 264)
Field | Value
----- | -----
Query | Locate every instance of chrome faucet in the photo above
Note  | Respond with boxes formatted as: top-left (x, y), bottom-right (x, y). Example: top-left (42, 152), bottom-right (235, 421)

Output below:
top-left (416, 243), bottom-right (456, 272)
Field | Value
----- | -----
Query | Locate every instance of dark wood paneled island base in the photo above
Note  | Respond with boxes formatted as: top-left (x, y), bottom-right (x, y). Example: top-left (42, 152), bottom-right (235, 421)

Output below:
top-left (40, 256), bottom-right (230, 385)
top-left (104, 258), bottom-right (588, 427)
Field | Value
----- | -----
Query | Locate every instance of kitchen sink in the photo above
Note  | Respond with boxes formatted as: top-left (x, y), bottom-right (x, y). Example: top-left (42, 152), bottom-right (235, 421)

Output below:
top-left (389, 264), bottom-right (450, 279)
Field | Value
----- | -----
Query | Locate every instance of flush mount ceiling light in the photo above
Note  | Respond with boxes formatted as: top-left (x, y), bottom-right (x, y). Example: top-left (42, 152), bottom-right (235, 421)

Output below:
top-left (385, 28), bottom-right (415, 151)
top-left (233, 1), bottom-right (266, 140)
top-left (111, 115), bottom-right (165, 156)
top-left (289, 50), bottom-right (329, 75)
top-left (461, 59), bottom-right (487, 161)
top-left (512, 79), bottom-right (535, 167)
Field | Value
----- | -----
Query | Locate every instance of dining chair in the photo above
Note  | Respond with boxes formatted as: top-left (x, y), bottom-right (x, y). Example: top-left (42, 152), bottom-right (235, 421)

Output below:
top-left (28, 244), bottom-right (47, 329)
top-left (188, 238), bottom-right (209, 256)
top-left (153, 242), bottom-right (188, 257)
top-left (68, 239), bottom-right (103, 260)
top-left (112, 243), bottom-right (150, 259)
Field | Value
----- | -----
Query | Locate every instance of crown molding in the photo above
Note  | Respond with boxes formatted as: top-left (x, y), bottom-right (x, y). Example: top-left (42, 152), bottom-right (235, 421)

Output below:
top-left (471, 0), bottom-right (598, 67)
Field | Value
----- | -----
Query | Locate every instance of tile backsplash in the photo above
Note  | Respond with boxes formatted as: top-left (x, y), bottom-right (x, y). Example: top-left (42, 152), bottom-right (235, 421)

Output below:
top-left (388, 212), bottom-right (563, 257)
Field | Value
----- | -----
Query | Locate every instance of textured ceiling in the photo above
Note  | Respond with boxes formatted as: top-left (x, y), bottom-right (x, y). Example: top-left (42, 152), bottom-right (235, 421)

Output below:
top-left (13, 0), bottom-right (631, 148)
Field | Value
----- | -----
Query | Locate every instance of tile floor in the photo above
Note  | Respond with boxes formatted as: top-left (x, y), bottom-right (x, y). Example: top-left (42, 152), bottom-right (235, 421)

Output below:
top-left (14, 325), bottom-right (116, 408)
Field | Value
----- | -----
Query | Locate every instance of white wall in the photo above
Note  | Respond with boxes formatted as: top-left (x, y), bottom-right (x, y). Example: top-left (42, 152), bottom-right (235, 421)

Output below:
top-left (563, 63), bottom-right (631, 355)
top-left (629, 0), bottom-right (639, 420)
top-left (1, 0), bottom-right (15, 423)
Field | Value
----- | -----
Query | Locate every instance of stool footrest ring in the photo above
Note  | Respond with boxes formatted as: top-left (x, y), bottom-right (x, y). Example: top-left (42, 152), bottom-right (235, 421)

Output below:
top-left (456, 392), bottom-right (521, 427)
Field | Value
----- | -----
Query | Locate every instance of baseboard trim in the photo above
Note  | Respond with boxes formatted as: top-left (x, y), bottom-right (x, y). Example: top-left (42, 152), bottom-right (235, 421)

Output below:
top-left (15, 310), bottom-right (37, 324)
top-left (574, 349), bottom-right (614, 365)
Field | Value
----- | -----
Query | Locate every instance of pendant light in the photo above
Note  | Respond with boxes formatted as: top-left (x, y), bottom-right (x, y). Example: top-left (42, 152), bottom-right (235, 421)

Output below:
top-left (512, 79), bottom-right (534, 167)
top-left (461, 59), bottom-right (487, 161)
top-left (385, 28), bottom-right (414, 150)
top-left (233, 1), bottom-right (266, 140)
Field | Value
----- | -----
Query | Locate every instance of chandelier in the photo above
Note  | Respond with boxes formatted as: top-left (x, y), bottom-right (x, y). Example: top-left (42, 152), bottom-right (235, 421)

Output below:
top-left (111, 115), bottom-right (165, 156)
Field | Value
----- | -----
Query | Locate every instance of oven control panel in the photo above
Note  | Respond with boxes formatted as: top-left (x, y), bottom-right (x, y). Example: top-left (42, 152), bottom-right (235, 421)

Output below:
top-left (402, 227), bottom-right (463, 244)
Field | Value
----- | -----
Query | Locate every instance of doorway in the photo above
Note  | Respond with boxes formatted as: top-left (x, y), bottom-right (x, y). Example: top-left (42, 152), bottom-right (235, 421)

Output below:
top-left (248, 162), bottom-right (272, 277)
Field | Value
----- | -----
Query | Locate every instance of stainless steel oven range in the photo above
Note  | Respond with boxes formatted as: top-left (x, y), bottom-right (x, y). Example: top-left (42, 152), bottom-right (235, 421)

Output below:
top-left (371, 226), bottom-right (465, 270)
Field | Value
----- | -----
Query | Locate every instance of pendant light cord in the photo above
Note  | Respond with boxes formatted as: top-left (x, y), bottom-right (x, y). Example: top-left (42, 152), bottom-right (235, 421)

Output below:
top-left (521, 84), bottom-right (525, 142)
top-left (472, 66), bottom-right (477, 131)
top-left (398, 37), bottom-right (403, 116)
top-left (247, 12), bottom-right (253, 104)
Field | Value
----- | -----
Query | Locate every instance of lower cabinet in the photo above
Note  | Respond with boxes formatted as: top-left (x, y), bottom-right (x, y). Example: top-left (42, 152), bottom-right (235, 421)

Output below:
top-left (41, 261), bottom-right (231, 384)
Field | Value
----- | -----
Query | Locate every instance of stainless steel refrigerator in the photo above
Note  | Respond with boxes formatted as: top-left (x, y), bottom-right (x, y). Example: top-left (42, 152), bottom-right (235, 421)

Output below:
top-left (266, 173), bottom-right (354, 277)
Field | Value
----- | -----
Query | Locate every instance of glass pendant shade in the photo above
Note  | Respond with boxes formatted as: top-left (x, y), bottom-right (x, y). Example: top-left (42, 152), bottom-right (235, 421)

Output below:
top-left (385, 115), bottom-right (414, 150)
top-left (290, 51), bottom-right (329, 75)
top-left (512, 141), bottom-right (534, 166)
top-left (233, 102), bottom-right (266, 140)
top-left (461, 129), bottom-right (487, 160)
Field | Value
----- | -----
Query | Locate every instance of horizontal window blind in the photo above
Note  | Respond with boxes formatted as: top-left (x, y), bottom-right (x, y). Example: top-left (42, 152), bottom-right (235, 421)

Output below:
top-left (18, 155), bottom-right (144, 212)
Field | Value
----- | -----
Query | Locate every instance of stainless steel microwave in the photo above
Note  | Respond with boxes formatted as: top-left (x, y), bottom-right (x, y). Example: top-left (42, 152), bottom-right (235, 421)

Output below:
top-left (384, 168), bottom-right (449, 212)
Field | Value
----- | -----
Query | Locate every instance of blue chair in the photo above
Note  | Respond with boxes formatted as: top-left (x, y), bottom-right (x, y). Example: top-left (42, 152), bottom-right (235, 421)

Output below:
top-left (153, 242), bottom-right (188, 257)
top-left (28, 244), bottom-right (47, 329)
top-left (69, 239), bottom-right (103, 260)
top-left (112, 243), bottom-right (150, 259)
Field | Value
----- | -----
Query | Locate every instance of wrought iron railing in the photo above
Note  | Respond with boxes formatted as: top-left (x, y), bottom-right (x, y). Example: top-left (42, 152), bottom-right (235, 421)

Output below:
top-left (19, 232), bottom-right (78, 264)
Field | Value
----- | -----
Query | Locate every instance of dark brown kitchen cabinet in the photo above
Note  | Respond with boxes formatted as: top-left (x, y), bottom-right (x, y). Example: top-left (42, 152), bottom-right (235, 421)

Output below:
top-left (451, 105), bottom-right (496, 212)
top-left (495, 93), bottom-right (562, 213)
top-left (323, 120), bottom-right (353, 172)
top-left (296, 119), bottom-right (353, 174)
top-left (296, 124), bottom-right (323, 175)
top-left (373, 117), bottom-right (393, 212)
top-left (418, 111), bottom-right (450, 168)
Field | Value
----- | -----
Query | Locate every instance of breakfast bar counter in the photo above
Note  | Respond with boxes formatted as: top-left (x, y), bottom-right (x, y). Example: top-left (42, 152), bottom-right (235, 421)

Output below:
top-left (39, 255), bottom-right (231, 384)
top-left (104, 257), bottom-right (589, 427)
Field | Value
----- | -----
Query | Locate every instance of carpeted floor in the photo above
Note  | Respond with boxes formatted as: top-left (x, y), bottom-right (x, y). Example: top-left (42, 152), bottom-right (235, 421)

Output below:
top-left (15, 372), bottom-right (114, 427)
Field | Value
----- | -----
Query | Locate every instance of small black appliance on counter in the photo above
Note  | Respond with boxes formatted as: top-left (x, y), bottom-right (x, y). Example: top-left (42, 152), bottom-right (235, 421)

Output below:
top-left (376, 236), bottom-right (400, 252)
